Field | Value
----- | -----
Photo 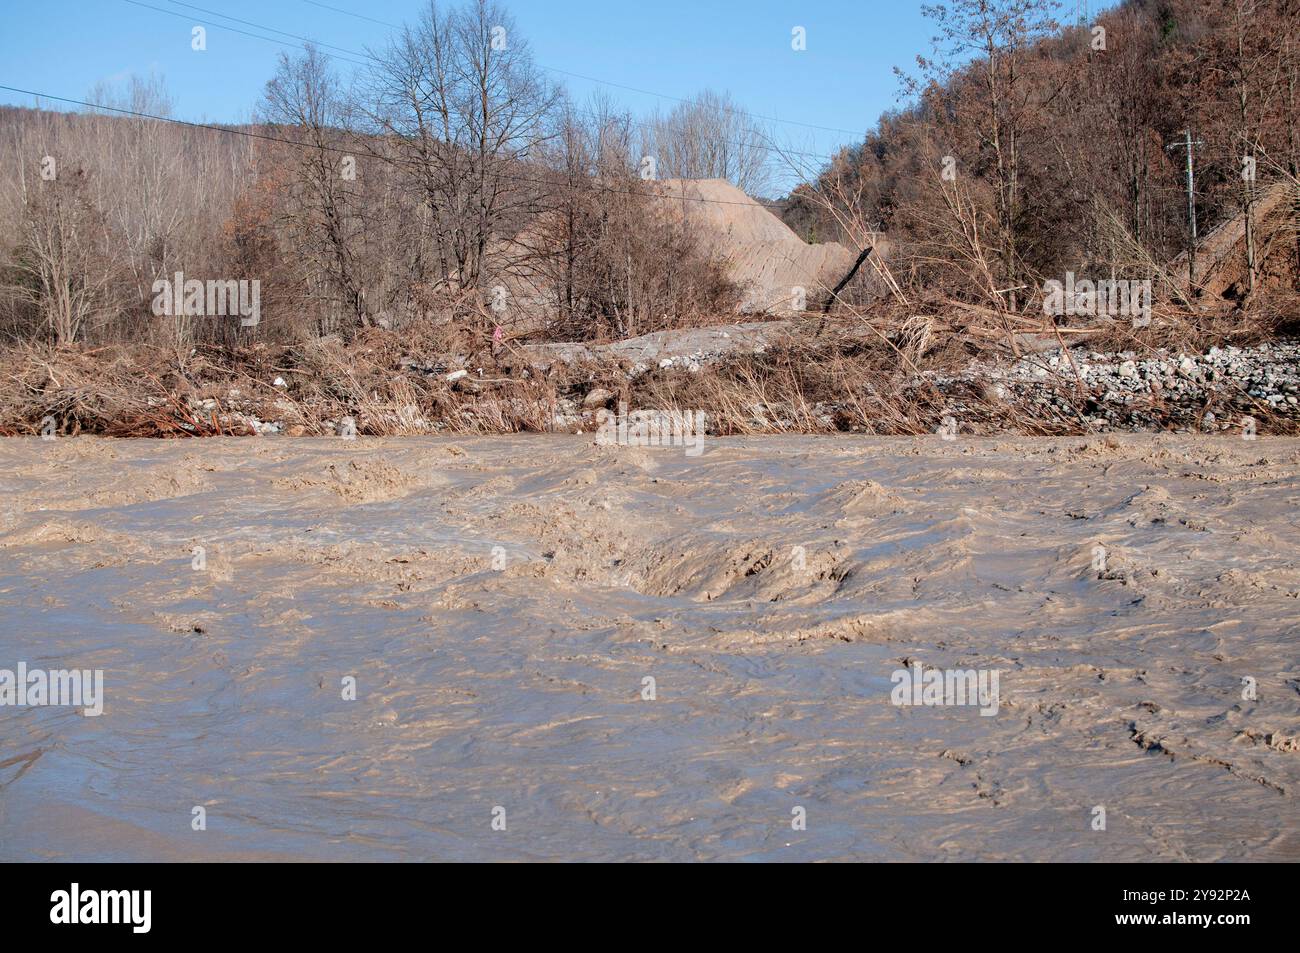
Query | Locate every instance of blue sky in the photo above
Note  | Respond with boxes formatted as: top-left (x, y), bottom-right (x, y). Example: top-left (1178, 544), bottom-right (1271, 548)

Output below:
top-left (0, 0), bottom-right (945, 187)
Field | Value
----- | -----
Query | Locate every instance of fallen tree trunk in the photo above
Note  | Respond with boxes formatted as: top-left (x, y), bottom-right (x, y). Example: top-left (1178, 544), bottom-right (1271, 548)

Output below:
top-left (822, 245), bottom-right (874, 313)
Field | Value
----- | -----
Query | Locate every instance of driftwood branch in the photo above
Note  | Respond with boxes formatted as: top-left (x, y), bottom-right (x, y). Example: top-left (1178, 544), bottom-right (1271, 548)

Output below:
top-left (821, 245), bottom-right (874, 313)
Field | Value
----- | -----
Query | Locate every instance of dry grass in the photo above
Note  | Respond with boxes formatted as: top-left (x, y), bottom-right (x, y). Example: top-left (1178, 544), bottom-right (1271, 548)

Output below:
top-left (628, 331), bottom-right (1082, 437)
top-left (0, 342), bottom-right (222, 437)
top-left (0, 322), bottom-right (566, 438)
top-left (2, 292), bottom-right (1296, 438)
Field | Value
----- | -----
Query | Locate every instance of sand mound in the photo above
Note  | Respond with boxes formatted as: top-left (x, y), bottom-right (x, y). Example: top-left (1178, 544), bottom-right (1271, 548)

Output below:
top-left (497, 178), bottom-right (859, 322)
top-left (654, 179), bottom-right (856, 313)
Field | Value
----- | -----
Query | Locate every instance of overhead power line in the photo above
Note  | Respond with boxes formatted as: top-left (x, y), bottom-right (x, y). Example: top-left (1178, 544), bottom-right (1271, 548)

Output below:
top-left (298, 0), bottom-right (862, 135)
top-left (121, 0), bottom-right (372, 68)
top-left (127, 0), bottom-right (847, 165)
top-left (159, 0), bottom-right (861, 138)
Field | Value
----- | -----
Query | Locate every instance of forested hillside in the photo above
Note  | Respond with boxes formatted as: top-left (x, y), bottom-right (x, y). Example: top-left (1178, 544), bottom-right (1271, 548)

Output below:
top-left (784, 0), bottom-right (1300, 313)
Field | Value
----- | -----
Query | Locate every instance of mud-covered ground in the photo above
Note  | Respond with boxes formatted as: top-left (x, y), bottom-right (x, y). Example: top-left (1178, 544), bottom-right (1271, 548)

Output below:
top-left (1, 435), bottom-right (1297, 861)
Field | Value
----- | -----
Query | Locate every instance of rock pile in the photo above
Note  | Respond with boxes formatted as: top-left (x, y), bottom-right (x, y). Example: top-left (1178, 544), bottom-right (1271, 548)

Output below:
top-left (924, 341), bottom-right (1300, 432)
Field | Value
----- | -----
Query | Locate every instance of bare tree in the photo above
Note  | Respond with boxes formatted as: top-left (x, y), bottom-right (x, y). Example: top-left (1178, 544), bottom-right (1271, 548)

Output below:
top-left (264, 44), bottom-right (369, 335)
top-left (642, 89), bottom-right (774, 196)
top-left (362, 0), bottom-right (559, 307)
top-left (1200, 0), bottom-right (1291, 301)
top-left (906, 0), bottom-right (1059, 309)
top-left (11, 160), bottom-right (119, 345)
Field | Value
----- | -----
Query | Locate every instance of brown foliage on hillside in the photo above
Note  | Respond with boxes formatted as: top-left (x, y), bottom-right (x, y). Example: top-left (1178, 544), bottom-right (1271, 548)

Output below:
top-left (789, 0), bottom-right (1300, 315)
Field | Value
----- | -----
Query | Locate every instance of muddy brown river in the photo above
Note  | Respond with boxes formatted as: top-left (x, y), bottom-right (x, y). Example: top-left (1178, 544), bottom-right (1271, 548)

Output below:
top-left (1, 435), bottom-right (1296, 860)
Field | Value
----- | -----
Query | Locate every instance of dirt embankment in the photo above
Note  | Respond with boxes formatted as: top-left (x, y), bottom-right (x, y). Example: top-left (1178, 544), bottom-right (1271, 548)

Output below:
top-left (652, 179), bottom-right (859, 313)
top-left (4, 326), bottom-right (1299, 439)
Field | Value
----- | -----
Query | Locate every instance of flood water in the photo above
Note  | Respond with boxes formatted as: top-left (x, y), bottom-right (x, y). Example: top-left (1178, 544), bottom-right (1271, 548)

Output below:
top-left (1, 435), bottom-right (1297, 860)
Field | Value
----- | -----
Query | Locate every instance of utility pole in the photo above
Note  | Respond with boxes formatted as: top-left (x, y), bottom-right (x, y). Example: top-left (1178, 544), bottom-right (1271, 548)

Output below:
top-left (1167, 129), bottom-right (1205, 291)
